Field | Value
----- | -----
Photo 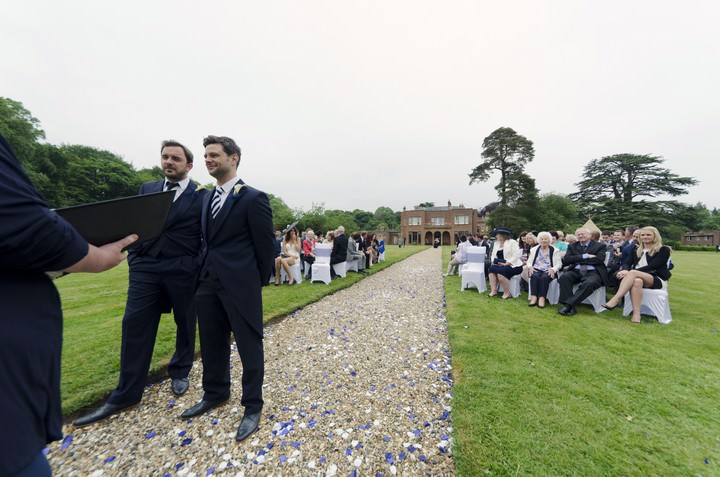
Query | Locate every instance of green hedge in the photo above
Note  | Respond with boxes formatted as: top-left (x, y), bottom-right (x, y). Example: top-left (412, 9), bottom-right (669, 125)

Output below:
top-left (665, 240), bottom-right (718, 252)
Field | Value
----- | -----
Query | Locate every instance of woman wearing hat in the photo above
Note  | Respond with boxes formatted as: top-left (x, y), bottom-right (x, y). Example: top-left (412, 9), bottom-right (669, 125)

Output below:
top-left (488, 227), bottom-right (523, 299)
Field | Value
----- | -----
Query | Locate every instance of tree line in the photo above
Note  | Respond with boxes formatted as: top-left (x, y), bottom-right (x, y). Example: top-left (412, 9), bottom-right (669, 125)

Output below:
top-left (0, 97), bottom-right (400, 233)
top-left (469, 127), bottom-right (720, 240)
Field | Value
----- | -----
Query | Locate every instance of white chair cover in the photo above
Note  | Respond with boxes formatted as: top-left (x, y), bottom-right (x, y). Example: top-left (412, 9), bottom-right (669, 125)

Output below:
top-left (498, 274), bottom-right (522, 298)
top-left (311, 244), bottom-right (332, 284)
top-left (622, 289), bottom-right (672, 324)
top-left (332, 261), bottom-right (347, 278)
top-left (280, 261), bottom-right (302, 284)
top-left (528, 278), bottom-right (560, 305)
top-left (572, 284), bottom-right (607, 313)
top-left (461, 247), bottom-right (486, 293)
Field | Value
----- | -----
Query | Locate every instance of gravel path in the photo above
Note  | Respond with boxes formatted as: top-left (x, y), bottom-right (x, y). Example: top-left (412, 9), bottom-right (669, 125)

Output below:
top-left (49, 247), bottom-right (455, 476)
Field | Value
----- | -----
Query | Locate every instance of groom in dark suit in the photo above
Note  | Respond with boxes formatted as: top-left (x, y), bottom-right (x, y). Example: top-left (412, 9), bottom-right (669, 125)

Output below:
top-left (75, 140), bottom-right (206, 426)
top-left (557, 227), bottom-right (609, 316)
top-left (180, 135), bottom-right (274, 443)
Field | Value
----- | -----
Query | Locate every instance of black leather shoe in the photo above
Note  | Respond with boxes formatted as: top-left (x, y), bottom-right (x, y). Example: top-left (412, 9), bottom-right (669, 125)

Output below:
top-left (73, 402), bottom-right (133, 426)
top-left (235, 412), bottom-right (261, 442)
top-left (558, 305), bottom-right (577, 316)
top-left (171, 377), bottom-right (189, 396)
top-left (180, 399), bottom-right (227, 419)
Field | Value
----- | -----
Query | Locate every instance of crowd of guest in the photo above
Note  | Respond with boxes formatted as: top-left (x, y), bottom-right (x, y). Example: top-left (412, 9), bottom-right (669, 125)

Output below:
top-left (445, 224), bottom-right (672, 323)
top-left (272, 225), bottom-right (385, 284)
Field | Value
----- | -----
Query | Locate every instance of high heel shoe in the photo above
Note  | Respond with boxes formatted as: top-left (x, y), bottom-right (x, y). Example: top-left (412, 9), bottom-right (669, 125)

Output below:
top-left (602, 303), bottom-right (619, 310)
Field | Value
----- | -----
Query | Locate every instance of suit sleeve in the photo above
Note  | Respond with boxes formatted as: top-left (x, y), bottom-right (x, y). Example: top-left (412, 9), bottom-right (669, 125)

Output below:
top-left (248, 191), bottom-right (276, 284)
top-left (0, 137), bottom-right (88, 271)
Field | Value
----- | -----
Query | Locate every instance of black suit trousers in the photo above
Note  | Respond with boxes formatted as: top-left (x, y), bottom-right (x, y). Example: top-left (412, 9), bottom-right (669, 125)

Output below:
top-left (559, 269), bottom-right (604, 307)
top-left (108, 263), bottom-right (197, 406)
top-left (196, 279), bottom-right (264, 414)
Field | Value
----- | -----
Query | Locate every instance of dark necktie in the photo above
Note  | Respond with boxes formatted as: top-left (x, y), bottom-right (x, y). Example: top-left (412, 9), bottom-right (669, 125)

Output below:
top-left (210, 187), bottom-right (223, 219)
top-left (165, 181), bottom-right (179, 192)
top-left (580, 243), bottom-right (588, 274)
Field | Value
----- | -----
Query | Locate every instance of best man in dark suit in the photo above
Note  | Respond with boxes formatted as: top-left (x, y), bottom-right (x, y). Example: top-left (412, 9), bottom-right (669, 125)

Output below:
top-left (0, 134), bottom-right (135, 476)
top-left (180, 135), bottom-right (274, 443)
top-left (557, 227), bottom-right (609, 316)
top-left (75, 140), bottom-right (206, 426)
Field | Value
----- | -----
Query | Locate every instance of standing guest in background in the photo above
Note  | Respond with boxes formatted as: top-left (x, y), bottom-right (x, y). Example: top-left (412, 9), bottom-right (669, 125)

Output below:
top-left (557, 227), bottom-right (608, 316)
top-left (527, 232), bottom-right (562, 308)
top-left (603, 226), bottom-right (672, 323)
top-left (324, 230), bottom-right (335, 244)
top-left (0, 133), bottom-right (137, 476)
top-left (181, 135), bottom-right (274, 444)
top-left (75, 140), bottom-right (205, 427)
top-left (487, 228), bottom-right (523, 299)
top-left (620, 226), bottom-right (640, 270)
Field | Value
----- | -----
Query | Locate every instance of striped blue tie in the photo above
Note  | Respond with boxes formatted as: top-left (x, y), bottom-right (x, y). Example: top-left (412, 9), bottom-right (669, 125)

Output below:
top-left (210, 187), bottom-right (223, 219)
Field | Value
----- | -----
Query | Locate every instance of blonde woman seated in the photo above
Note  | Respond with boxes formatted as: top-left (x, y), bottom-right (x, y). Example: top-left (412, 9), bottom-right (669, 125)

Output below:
top-left (275, 228), bottom-right (301, 286)
top-left (602, 226), bottom-right (671, 323)
top-left (487, 227), bottom-right (523, 299)
top-left (526, 231), bottom-right (562, 308)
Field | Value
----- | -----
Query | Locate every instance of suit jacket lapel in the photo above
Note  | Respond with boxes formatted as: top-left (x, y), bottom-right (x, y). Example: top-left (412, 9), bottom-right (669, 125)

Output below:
top-left (165, 182), bottom-right (197, 226)
top-left (211, 180), bottom-right (247, 234)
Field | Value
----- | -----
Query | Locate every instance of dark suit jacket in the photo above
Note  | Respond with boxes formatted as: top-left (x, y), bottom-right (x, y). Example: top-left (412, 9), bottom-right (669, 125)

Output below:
top-left (0, 135), bottom-right (88, 475)
top-left (130, 180), bottom-right (205, 263)
top-left (629, 245), bottom-right (672, 281)
top-left (561, 240), bottom-right (609, 285)
top-left (198, 180), bottom-right (275, 335)
top-left (331, 232), bottom-right (349, 264)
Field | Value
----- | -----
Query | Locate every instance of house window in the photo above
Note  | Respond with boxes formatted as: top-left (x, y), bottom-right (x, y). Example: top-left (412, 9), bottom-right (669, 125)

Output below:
top-left (431, 217), bottom-right (445, 226)
top-left (408, 216), bottom-right (421, 226)
top-left (454, 215), bottom-right (469, 225)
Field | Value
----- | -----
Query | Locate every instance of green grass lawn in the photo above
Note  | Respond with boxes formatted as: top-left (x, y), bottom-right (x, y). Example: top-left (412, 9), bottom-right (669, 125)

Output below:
top-left (57, 245), bottom-right (424, 415)
top-left (444, 249), bottom-right (720, 476)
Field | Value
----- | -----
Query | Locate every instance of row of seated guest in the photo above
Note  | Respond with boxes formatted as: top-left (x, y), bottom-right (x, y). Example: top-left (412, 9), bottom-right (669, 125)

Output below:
top-left (463, 225), bottom-right (671, 323)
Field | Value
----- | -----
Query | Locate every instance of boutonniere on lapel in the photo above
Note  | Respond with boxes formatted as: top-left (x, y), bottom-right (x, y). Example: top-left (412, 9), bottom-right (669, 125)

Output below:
top-left (232, 183), bottom-right (247, 196)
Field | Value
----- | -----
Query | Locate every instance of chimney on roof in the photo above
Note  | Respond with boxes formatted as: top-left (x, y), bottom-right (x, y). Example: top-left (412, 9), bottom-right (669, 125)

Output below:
top-left (448, 200), bottom-right (452, 208)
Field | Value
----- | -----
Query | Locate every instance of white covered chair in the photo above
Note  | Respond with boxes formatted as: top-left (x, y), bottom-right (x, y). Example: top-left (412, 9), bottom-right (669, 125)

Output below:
top-left (461, 247), bottom-right (486, 293)
top-left (280, 261), bottom-right (302, 285)
top-left (498, 274), bottom-right (522, 298)
top-left (332, 261), bottom-right (347, 278)
top-left (346, 258), bottom-right (359, 273)
top-left (311, 244), bottom-right (332, 285)
top-left (622, 289), bottom-right (672, 324)
top-left (573, 284), bottom-right (607, 313)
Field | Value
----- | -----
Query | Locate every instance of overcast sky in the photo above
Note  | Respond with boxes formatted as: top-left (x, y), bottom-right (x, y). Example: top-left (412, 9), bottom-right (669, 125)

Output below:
top-left (3, 1), bottom-right (718, 213)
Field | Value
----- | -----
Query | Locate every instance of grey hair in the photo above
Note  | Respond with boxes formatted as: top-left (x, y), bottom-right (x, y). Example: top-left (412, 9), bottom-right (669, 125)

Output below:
top-left (537, 231), bottom-right (552, 242)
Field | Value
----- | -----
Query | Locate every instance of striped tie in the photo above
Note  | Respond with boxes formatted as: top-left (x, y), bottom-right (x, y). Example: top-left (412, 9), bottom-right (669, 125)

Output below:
top-left (210, 187), bottom-right (223, 219)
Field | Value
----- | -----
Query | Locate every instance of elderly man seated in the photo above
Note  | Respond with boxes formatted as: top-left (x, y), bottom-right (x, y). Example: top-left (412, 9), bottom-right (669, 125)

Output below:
top-left (557, 227), bottom-right (609, 316)
top-left (444, 234), bottom-right (471, 276)
top-left (347, 232), bottom-right (366, 273)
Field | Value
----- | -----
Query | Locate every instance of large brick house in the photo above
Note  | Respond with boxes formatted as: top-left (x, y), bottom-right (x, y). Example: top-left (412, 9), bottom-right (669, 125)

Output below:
top-left (682, 231), bottom-right (720, 247)
top-left (400, 201), bottom-right (489, 245)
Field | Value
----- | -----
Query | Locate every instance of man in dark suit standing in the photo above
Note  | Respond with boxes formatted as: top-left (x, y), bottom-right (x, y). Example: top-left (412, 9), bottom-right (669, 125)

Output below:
top-left (0, 134), bottom-right (135, 476)
top-left (180, 135), bottom-right (274, 443)
top-left (330, 225), bottom-right (349, 278)
top-left (557, 227), bottom-right (609, 316)
top-left (75, 140), bottom-right (206, 426)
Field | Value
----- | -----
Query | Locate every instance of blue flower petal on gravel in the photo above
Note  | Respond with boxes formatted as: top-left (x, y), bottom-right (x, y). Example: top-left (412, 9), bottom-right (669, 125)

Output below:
top-left (385, 452), bottom-right (394, 464)
top-left (206, 468), bottom-right (215, 476)
top-left (267, 442), bottom-right (274, 449)
top-left (419, 455), bottom-right (427, 462)
top-left (104, 456), bottom-right (116, 463)
top-left (408, 445), bottom-right (416, 453)
top-left (398, 451), bottom-right (406, 461)
top-left (345, 448), bottom-right (352, 456)
top-left (146, 431), bottom-right (156, 439)
top-left (319, 456), bottom-right (326, 463)
top-left (60, 435), bottom-right (73, 451)
top-left (178, 430), bottom-right (186, 437)
top-left (279, 455), bottom-right (287, 463)
top-left (211, 419), bottom-right (219, 425)
top-left (348, 469), bottom-right (357, 477)
top-left (383, 436), bottom-right (391, 442)
top-left (175, 462), bottom-right (184, 470)
top-left (180, 438), bottom-right (192, 446)
top-left (413, 429), bottom-right (421, 436)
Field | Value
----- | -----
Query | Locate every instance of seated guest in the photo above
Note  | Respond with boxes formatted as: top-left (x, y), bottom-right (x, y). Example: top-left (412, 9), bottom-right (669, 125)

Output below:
top-left (302, 229), bottom-right (317, 279)
top-left (619, 226), bottom-right (640, 270)
top-left (364, 233), bottom-right (375, 268)
top-left (553, 230), bottom-right (568, 253)
top-left (603, 226), bottom-right (671, 323)
top-left (564, 233), bottom-right (577, 245)
top-left (527, 232), bottom-right (562, 308)
top-left (347, 232), bottom-right (366, 272)
top-left (557, 227), bottom-right (609, 316)
top-left (520, 232), bottom-right (538, 285)
top-left (324, 231), bottom-right (335, 244)
top-left (487, 228), bottom-right (523, 299)
top-left (330, 226), bottom-right (349, 279)
top-left (445, 234), bottom-right (471, 276)
top-left (274, 228), bottom-right (300, 286)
